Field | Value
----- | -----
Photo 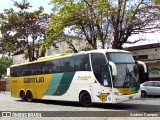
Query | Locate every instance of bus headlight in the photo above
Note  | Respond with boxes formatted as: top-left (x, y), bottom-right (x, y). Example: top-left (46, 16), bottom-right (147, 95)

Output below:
top-left (114, 92), bottom-right (124, 95)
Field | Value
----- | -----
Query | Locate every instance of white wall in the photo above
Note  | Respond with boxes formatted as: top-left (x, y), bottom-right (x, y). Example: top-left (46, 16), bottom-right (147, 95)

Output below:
top-left (131, 47), bottom-right (160, 60)
top-left (130, 47), bottom-right (160, 80)
top-left (45, 40), bottom-right (89, 56)
top-left (12, 54), bottom-right (29, 64)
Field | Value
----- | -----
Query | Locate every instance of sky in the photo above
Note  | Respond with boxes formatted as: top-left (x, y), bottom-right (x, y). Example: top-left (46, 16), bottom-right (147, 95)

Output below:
top-left (0, 0), bottom-right (52, 13)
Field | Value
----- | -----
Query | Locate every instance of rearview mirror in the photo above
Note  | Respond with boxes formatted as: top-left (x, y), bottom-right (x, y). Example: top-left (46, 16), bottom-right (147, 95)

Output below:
top-left (109, 61), bottom-right (117, 76)
top-left (136, 61), bottom-right (147, 73)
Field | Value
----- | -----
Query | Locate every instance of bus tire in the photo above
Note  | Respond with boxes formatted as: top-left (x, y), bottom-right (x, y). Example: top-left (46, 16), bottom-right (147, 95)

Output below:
top-left (26, 91), bottom-right (33, 102)
top-left (20, 91), bottom-right (26, 101)
top-left (79, 91), bottom-right (93, 107)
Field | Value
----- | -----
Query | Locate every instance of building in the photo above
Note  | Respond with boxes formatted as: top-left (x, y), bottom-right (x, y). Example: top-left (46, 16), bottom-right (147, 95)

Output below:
top-left (125, 43), bottom-right (160, 81)
top-left (12, 36), bottom-right (91, 64)
top-left (45, 36), bottom-right (91, 56)
top-left (12, 54), bottom-right (28, 64)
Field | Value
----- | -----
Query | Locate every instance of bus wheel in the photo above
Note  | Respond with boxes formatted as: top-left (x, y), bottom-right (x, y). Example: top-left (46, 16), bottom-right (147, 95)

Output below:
top-left (26, 91), bottom-right (33, 102)
top-left (20, 91), bottom-right (26, 101)
top-left (80, 91), bottom-right (92, 107)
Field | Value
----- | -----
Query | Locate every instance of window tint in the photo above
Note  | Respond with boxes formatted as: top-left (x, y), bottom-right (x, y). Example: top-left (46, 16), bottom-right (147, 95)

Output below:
top-left (44, 61), bottom-right (53, 74)
top-left (60, 58), bottom-right (70, 71)
top-left (153, 82), bottom-right (160, 87)
top-left (91, 53), bottom-right (106, 72)
top-left (36, 62), bottom-right (44, 74)
top-left (144, 82), bottom-right (153, 86)
top-left (101, 65), bottom-right (111, 86)
top-left (11, 67), bottom-right (18, 77)
top-left (51, 60), bottom-right (60, 73)
top-left (106, 53), bottom-right (134, 63)
top-left (91, 53), bottom-right (107, 84)
top-left (10, 54), bottom-right (91, 77)
top-left (75, 56), bottom-right (83, 71)
top-left (74, 55), bottom-right (91, 71)
top-left (22, 65), bottom-right (30, 76)
top-left (69, 57), bottom-right (75, 71)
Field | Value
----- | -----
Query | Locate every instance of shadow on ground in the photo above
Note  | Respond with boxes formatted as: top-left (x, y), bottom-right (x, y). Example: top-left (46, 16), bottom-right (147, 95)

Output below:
top-left (16, 97), bottom-right (160, 111)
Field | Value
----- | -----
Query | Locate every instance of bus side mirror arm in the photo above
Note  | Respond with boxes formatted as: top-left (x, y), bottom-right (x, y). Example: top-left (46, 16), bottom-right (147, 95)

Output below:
top-left (136, 61), bottom-right (147, 73)
top-left (109, 61), bottom-right (117, 76)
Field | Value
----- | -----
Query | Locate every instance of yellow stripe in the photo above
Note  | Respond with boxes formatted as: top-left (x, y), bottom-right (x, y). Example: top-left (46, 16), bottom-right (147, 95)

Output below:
top-left (117, 88), bottom-right (135, 94)
top-left (10, 74), bottom-right (52, 99)
top-left (11, 53), bottom-right (72, 67)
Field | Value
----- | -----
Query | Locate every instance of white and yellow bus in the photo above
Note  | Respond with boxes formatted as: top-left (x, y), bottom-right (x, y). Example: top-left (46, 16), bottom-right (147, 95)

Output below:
top-left (10, 49), bottom-right (147, 106)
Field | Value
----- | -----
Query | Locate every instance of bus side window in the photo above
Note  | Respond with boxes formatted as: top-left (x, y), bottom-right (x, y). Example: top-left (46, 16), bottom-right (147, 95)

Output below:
top-left (36, 62), bottom-right (43, 75)
top-left (84, 54), bottom-right (91, 71)
top-left (69, 57), bottom-right (75, 71)
top-left (12, 67), bottom-right (18, 77)
top-left (74, 56), bottom-right (80, 71)
top-left (61, 58), bottom-right (70, 72)
top-left (74, 54), bottom-right (91, 71)
top-left (51, 60), bottom-right (60, 73)
top-left (91, 53), bottom-right (107, 84)
top-left (101, 66), bottom-right (111, 86)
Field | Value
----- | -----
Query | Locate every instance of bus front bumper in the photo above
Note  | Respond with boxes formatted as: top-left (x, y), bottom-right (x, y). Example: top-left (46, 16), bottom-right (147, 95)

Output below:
top-left (113, 92), bottom-right (141, 103)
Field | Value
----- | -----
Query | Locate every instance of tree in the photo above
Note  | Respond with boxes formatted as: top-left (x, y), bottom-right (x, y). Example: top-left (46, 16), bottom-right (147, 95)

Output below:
top-left (46, 0), bottom-right (160, 50)
top-left (0, 0), bottom-right (50, 61)
top-left (108, 0), bottom-right (160, 49)
top-left (0, 57), bottom-right (13, 78)
top-left (46, 0), bottom-right (111, 50)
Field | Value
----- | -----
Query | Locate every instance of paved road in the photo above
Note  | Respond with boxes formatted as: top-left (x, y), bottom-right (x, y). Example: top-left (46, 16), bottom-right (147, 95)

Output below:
top-left (0, 92), bottom-right (160, 119)
top-left (0, 92), bottom-right (160, 111)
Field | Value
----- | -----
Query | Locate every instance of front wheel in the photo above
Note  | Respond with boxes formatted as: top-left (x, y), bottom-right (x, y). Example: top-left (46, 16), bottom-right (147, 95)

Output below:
top-left (26, 91), bottom-right (33, 102)
top-left (141, 91), bottom-right (147, 98)
top-left (80, 92), bottom-right (93, 107)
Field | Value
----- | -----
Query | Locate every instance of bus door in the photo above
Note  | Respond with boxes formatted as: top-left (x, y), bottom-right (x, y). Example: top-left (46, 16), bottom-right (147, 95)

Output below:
top-left (91, 53), bottom-right (112, 103)
top-left (100, 65), bottom-right (113, 103)
top-left (92, 65), bottom-right (112, 103)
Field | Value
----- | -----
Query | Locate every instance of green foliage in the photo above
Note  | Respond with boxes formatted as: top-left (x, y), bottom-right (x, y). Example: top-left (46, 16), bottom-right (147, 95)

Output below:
top-left (47, 0), bottom-right (160, 50)
top-left (0, 57), bottom-right (13, 78)
top-left (0, 0), bottom-right (50, 61)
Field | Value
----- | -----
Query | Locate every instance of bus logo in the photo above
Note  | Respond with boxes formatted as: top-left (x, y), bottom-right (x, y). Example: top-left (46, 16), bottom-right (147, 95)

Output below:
top-left (78, 76), bottom-right (91, 80)
top-left (24, 77), bottom-right (44, 83)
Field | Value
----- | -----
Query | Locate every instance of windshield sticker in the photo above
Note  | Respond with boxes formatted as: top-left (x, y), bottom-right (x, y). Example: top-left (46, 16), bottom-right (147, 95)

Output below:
top-left (108, 97), bottom-right (112, 102)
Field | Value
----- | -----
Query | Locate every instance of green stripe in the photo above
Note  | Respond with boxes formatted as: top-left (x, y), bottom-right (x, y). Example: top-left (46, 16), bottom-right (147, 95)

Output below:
top-left (44, 72), bottom-right (75, 96)
top-left (44, 73), bottom-right (63, 95)
top-left (132, 85), bottom-right (140, 92)
top-left (53, 72), bottom-right (75, 95)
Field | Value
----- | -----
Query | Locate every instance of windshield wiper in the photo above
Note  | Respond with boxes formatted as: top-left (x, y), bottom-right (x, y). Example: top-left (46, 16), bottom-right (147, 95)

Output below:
top-left (123, 66), bottom-right (137, 87)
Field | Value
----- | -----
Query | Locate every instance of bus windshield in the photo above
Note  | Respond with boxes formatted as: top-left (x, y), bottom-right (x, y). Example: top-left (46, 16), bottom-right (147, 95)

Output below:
top-left (106, 52), bottom-right (135, 63)
top-left (106, 53), bottom-right (139, 88)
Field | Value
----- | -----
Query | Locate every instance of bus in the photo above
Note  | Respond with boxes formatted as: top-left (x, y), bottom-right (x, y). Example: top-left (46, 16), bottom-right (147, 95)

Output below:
top-left (9, 49), bottom-right (147, 106)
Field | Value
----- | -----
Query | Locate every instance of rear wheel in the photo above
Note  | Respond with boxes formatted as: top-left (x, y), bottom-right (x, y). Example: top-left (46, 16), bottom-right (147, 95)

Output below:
top-left (141, 91), bottom-right (147, 98)
top-left (20, 91), bottom-right (26, 101)
top-left (80, 91), bottom-right (92, 107)
top-left (26, 91), bottom-right (33, 102)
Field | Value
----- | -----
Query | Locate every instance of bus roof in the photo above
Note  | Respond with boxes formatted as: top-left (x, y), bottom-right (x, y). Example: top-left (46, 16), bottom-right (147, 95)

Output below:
top-left (10, 49), bottom-right (130, 67)
top-left (85, 49), bottom-right (130, 54)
